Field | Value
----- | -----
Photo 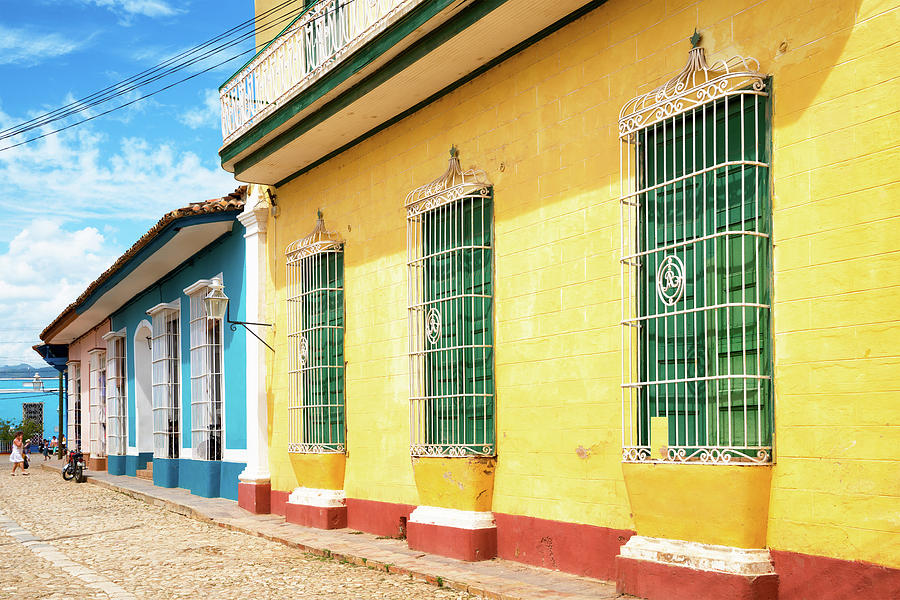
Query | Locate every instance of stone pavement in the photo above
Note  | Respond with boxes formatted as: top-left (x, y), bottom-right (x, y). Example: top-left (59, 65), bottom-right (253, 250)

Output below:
top-left (31, 459), bottom-right (631, 599)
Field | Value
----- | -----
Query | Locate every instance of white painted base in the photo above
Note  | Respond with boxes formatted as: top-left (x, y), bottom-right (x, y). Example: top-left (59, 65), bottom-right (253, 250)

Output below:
top-left (618, 535), bottom-right (775, 576)
top-left (287, 487), bottom-right (346, 508)
top-left (409, 506), bottom-right (495, 530)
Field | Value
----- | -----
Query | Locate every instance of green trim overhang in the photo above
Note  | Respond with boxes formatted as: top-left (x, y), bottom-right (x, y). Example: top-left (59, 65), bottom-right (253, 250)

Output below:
top-left (221, 0), bottom-right (605, 184)
top-left (75, 211), bottom-right (241, 315)
top-left (219, 0), bottom-right (461, 169)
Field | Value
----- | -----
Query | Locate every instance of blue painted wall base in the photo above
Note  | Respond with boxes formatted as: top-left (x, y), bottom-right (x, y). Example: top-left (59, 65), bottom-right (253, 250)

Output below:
top-left (108, 455), bottom-right (126, 476)
top-left (177, 459), bottom-right (245, 501)
top-left (153, 457), bottom-right (179, 488)
top-left (125, 453), bottom-right (153, 476)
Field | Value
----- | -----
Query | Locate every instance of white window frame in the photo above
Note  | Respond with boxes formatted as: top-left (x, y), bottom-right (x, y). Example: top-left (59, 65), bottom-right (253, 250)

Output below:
top-left (185, 278), bottom-right (225, 461)
top-left (148, 301), bottom-right (181, 459)
top-left (102, 329), bottom-right (127, 456)
top-left (88, 349), bottom-right (107, 457)
top-left (66, 361), bottom-right (82, 451)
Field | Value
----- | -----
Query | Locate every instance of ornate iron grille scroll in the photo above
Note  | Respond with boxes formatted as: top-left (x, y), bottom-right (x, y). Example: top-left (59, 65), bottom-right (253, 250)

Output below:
top-left (286, 214), bottom-right (345, 454)
top-left (151, 307), bottom-right (181, 459)
top-left (189, 287), bottom-right (224, 461)
top-left (407, 148), bottom-right (495, 457)
top-left (105, 335), bottom-right (127, 456)
top-left (620, 46), bottom-right (773, 465)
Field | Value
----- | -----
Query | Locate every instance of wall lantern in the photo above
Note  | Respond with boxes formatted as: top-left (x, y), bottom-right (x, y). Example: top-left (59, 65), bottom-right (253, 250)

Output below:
top-left (204, 277), bottom-right (230, 321)
top-left (204, 276), bottom-right (275, 352)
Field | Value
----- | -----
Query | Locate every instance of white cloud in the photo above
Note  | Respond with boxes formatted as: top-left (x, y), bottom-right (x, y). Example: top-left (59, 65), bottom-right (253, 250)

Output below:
top-left (0, 103), bottom-right (236, 231)
top-left (179, 89), bottom-right (221, 129)
top-left (0, 25), bottom-right (86, 67)
top-left (0, 92), bottom-right (236, 366)
top-left (80, 0), bottom-right (181, 19)
top-left (0, 221), bottom-right (120, 366)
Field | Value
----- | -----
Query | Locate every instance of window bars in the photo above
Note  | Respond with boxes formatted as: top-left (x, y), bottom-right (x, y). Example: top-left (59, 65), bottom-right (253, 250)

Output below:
top-left (285, 213), bottom-right (346, 454)
top-left (150, 303), bottom-right (181, 459)
top-left (619, 47), bottom-right (773, 465)
top-left (407, 148), bottom-right (495, 457)
top-left (105, 334), bottom-right (127, 456)
top-left (67, 361), bottom-right (81, 450)
top-left (188, 283), bottom-right (224, 461)
top-left (88, 349), bottom-right (107, 457)
top-left (22, 403), bottom-right (43, 445)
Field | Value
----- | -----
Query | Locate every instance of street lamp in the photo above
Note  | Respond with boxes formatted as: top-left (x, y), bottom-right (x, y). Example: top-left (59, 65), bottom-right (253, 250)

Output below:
top-left (203, 276), bottom-right (274, 352)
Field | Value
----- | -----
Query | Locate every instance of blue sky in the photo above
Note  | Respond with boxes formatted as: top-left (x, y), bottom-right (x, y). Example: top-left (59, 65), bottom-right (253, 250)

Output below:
top-left (0, 0), bottom-right (262, 365)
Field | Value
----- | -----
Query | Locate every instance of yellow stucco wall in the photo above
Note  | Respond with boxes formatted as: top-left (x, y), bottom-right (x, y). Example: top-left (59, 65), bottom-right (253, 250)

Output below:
top-left (253, 0), bottom-right (291, 49)
top-left (262, 0), bottom-right (898, 568)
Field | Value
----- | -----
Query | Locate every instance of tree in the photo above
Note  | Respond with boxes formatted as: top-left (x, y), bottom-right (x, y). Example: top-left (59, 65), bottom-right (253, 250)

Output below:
top-left (0, 417), bottom-right (43, 443)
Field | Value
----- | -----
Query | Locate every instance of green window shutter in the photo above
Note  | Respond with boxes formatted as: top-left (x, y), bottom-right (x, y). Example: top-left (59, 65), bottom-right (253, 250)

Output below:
top-left (637, 91), bottom-right (772, 458)
top-left (300, 251), bottom-right (345, 449)
top-left (422, 194), bottom-right (494, 455)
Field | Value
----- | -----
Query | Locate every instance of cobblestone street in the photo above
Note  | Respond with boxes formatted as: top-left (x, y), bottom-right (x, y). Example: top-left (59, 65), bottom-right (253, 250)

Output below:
top-left (0, 460), bottom-right (470, 599)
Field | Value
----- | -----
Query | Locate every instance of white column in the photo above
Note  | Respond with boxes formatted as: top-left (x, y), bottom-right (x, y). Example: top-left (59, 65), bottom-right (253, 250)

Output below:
top-left (238, 186), bottom-right (271, 484)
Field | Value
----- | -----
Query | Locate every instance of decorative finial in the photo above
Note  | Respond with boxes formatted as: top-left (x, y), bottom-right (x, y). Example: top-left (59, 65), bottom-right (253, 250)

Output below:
top-left (690, 28), bottom-right (701, 48)
top-left (317, 209), bottom-right (323, 219)
top-left (449, 145), bottom-right (459, 159)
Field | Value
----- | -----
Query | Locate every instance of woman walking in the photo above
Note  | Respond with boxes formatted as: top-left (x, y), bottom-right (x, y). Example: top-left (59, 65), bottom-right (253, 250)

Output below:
top-left (10, 431), bottom-right (27, 476)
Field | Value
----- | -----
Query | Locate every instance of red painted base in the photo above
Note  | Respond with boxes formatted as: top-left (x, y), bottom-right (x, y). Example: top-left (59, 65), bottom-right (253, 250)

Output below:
top-left (495, 512), bottom-right (633, 580)
top-left (346, 498), bottom-right (415, 538)
top-left (238, 481), bottom-right (271, 514)
top-left (407, 521), bottom-right (497, 562)
top-left (616, 555), bottom-right (778, 600)
top-left (285, 502), bottom-right (348, 530)
top-left (271, 489), bottom-right (289, 516)
top-left (772, 550), bottom-right (900, 600)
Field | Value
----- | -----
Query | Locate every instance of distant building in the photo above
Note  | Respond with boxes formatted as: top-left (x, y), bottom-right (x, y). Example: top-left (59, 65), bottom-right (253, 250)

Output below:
top-left (38, 189), bottom-right (259, 500)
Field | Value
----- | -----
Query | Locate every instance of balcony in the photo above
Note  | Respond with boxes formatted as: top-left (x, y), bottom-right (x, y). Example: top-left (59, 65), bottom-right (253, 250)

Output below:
top-left (219, 0), bottom-right (597, 184)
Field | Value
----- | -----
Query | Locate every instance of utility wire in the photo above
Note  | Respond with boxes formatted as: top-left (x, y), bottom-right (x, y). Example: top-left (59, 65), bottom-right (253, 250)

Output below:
top-left (0, 2), bottom-right (311, 150)
top-left (0, 0), bottom-right (361, 152)
top-left (0, 0), bottom-right (305, 141)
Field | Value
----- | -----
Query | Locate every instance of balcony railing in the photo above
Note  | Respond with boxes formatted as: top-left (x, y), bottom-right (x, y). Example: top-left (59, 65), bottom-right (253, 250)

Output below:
top-left (220, 0), bottom-right (420, 145)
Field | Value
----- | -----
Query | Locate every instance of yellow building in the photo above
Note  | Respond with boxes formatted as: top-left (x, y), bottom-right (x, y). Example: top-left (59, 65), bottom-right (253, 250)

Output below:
top-left (220, 0), bottom-right (899, 598)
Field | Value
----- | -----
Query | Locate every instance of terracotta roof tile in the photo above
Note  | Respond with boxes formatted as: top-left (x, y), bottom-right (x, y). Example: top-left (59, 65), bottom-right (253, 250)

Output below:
top-left (40, 186), bottom-right (247, 342)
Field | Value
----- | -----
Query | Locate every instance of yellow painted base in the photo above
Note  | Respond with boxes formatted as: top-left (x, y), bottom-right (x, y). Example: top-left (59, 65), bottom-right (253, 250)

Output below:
top-left (412, 457), bottom-right (496, 512)
top-left (622, 463), bottom-right (773, 549)
top-left (288, 453), bottom-right (346, 490)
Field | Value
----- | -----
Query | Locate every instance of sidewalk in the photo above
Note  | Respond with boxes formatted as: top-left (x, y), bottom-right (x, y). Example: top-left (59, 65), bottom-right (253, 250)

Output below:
top-left (42, 461), bottom-right (632, 600)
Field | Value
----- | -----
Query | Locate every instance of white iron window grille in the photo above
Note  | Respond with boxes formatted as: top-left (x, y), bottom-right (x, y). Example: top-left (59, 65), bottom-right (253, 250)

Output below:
top-left (149, 303), bottom-right (181, 459)
top-left (66, 361), bottom-right (81, 451)
top-left (104, 333), bottom-right (127, 456)
top-left (88, 349), bottom-right (107, 458)
top-left (407, 147), bottom-right (495, 457)
top-left (619, 46), bottom-right (773, 465)
top-left (285, 214), bottom-right (345, 454)
top-left (187, 281), bottom-right (224, 461)
top-left (22, 403), bottom-right (43, 445)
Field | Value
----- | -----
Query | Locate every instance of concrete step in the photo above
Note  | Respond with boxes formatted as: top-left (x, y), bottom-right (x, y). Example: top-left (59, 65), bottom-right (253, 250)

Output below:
top-left (135, 462), bottom-right (153, 480)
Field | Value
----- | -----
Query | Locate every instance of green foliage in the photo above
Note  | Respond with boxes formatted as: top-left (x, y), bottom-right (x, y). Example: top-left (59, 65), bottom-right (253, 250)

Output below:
top-left (0, 417), bottom-right (42, 442)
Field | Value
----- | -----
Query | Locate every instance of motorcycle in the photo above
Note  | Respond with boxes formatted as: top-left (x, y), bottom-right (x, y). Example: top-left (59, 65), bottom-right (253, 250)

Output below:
top-left (62, 449), bottom-right (86, 483)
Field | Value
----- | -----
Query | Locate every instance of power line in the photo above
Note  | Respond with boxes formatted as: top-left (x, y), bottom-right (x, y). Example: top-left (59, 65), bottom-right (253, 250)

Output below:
top-left (0, 0), bottom-right (310, 150)
top-left (0, 0), bottom-right (304, 141)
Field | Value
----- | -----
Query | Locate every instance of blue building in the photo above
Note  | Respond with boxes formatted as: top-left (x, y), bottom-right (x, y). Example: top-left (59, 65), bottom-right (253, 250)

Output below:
top-left (38, 188), bottom-right (260, 501)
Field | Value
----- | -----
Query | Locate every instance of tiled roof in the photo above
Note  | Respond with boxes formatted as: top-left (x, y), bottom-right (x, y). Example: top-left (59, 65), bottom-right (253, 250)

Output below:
top-left (40, 187), bottom-right (247, 342)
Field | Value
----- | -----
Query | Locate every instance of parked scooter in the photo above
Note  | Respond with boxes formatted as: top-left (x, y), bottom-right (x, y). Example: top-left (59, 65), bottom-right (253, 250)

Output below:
top-left (62, 449), bottom-right (86, 483)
